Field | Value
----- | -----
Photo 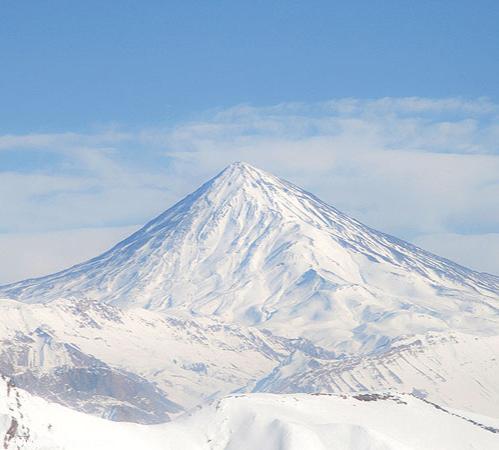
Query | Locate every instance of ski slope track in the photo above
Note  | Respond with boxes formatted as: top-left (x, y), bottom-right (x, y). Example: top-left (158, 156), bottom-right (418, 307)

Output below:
top-left (2, 375), bottom-right (498, 450)
top-left (1, 162), bottom-right (498, 353)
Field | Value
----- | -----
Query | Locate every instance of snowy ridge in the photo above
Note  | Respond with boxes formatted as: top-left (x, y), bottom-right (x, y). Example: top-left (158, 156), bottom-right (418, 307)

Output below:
top-left (3, 297), bottom-right (498, 422)
top-left (0, 297), bottom-right (330, 421)
top-left (1, 162), bottom-right (498, 353)
top-left (1, 375), bottom-right (498, 450)
top-left (254, 331), bottom-right (499, 418)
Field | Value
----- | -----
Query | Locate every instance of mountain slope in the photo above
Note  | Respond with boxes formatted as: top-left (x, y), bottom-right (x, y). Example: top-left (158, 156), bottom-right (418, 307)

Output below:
top-left (254, 331), bottom-right (499, 418)
top-left (2, 375), bottom-right (498, 450)
top-left (0, 297), bottom-right (315, 421)
top-left (1, 162), bottom-right (498, 352)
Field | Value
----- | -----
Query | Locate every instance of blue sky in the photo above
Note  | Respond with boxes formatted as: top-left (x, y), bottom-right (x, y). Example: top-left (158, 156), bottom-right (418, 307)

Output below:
top-left (1, 0), bottom-right (498, 132)
top-left (0, 1), bottom-right (498, 281)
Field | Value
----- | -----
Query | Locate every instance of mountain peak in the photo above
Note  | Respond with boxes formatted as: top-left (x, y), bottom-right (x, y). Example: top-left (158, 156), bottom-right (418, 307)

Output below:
top-left (1, 163), bottom-right (498, 352)
top-left (213, 161), bottom-right (276, 187)
top-left (224, 161), bottom-right (257, 172)
top-left (197, 161), bottom-right (287, 207)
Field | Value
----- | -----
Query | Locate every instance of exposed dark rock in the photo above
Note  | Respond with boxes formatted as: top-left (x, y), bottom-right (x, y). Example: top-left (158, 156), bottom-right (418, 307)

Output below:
top-left (0, 332), bottom-right (182, 424)
top-left (3, 417), bottom-right (18, 449)
top-left (415, 396), bottom-right (499, 434)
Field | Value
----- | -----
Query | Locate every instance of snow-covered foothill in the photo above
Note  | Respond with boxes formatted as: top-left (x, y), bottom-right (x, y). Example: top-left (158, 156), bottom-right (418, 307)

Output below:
top-left (0, 297), bottom-right (305, 420)
top-left (254, 331), bottom-right (499, 418)
top-left (1, 375), bottom-right (498, 450)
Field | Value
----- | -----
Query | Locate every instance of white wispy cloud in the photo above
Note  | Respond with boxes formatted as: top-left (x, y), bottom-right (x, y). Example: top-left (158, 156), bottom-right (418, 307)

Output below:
top-left (0, 97), bottom-right (498, 281)
top-left (0, 226), bottom-right (138, 284)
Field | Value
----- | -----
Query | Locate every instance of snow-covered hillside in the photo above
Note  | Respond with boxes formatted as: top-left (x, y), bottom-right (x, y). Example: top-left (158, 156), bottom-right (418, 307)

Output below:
top-left (1, 162), bottom-right (498, 354)
top-left (2, 375), bottom-right (498, 450)
top-left (254, 331), bottom-right (499, 418)
top-left (0, 297), bottom-right (331, 422)
top-left (3, 297), bottom-right (498, 423)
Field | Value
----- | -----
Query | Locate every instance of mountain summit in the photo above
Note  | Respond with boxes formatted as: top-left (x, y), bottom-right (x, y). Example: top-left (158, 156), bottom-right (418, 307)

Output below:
top-left (1, 162), bottom-right (498, 352)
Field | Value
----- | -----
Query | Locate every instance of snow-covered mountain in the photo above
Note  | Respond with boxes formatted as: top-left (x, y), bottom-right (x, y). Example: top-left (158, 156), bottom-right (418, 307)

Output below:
top-left (2, 374), bottom-right (498, 450)
top-left (254, 331), bottom-right (499, 418)
top-left (1, 161), bottom-right (499, 443)
top-left (1, 162), bottom-right (498, 353)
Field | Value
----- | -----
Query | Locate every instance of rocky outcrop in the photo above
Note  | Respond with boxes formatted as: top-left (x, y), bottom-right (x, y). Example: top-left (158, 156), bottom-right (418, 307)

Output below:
top-left (0, 329), bottom-right (182, 424)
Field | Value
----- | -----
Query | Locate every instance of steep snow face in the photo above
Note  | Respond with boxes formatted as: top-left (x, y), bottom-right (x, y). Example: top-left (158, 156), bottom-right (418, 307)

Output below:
top-left (1, 377), bottom-right (498, 450)
top-left (1, 162), bottom-right (498, 352)
top-left (254, 331), bottom-right (499, 418)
